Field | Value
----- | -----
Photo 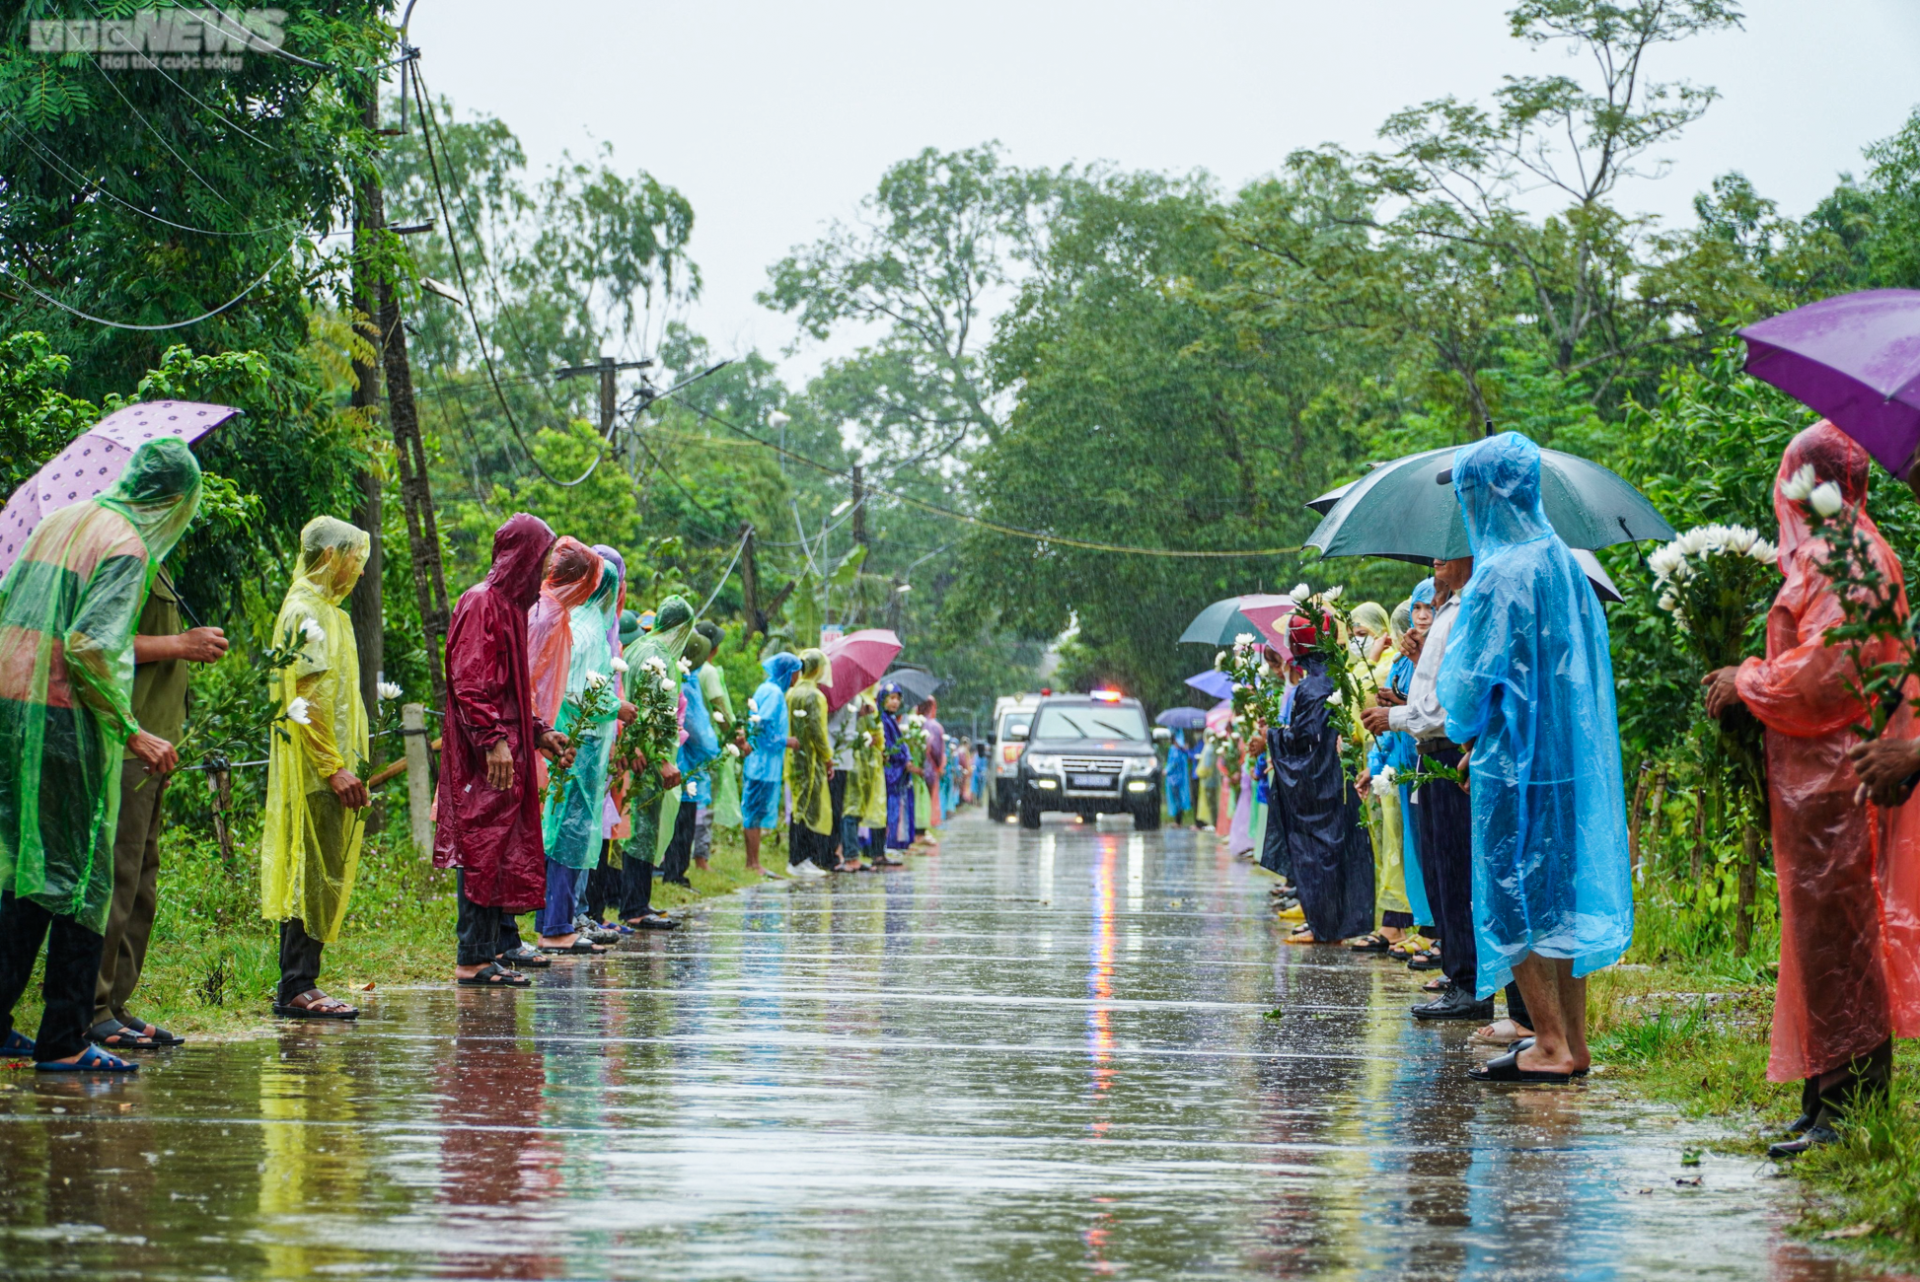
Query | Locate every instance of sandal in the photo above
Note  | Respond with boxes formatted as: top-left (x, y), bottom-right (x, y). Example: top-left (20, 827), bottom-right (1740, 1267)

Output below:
top-left (88, 1018), bottom-right (160, 1049)
top-left (1348, 934), bottom-right (1390, 953)
top-left (1408, 950), bottom-right (1443, 971)
top-left (1284, 930), bottom-right (1320, 945)
top-left (539, 938), bottom-right (607, 956)
top-left (37, 1045), bottom-right (138, 1073)
top-left (117, 1013), bottom-right (183, 1046)
top-left (496, 945), bottom-right (551, 969)
top-left (624, 914), bottom-right (679, 931)
top-left (457, 962), bottom-right (531, 988)
top-left (1422, 977), bottom-right (1451, 993)
top-left (273, 989), bottom-right (360, 1020)
top-left (1, 1029), bottom-right (34, 1057)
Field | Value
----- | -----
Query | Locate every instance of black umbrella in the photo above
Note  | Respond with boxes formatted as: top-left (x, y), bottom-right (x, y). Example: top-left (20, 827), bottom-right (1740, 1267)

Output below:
top-left (881, 667), bottom-right (943, 707)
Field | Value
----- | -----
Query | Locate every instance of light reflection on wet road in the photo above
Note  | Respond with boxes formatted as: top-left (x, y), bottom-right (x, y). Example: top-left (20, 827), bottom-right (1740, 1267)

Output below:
top-left (0, 814), bottom-right (1897, 1280)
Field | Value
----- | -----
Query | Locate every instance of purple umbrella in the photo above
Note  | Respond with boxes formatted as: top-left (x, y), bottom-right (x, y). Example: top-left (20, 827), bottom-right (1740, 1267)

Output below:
top-left (0, 400), bottom-right (239, 576)
top-left (1184, 668), bottom-right (1234, 701)
top-left (1739, 290), bottom-right (1920, 478)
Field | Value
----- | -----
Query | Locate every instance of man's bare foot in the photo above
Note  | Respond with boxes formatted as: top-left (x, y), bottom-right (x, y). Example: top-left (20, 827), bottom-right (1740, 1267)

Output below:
top-left (538, 933), bottom-right (580, 950)
top-left (1516, 1041), bottom-right (1586, 1074)
top-left (1470, 1018), bottom-right (1533, 1047)
top-left (695, 858), bottom-right (711, 872)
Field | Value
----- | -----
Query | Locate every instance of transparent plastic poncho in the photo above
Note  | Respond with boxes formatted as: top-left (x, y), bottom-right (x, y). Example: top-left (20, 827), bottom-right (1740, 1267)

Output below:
top-left (0, 437), bottom-right (201, 930)
top-left (260, 516), bottom-right (371, 941)
top-left (542, 556), bottom-right (622, 872)
top-left (622, 596), bottom-right (696, 864)
top-left (1436, 431), bottom-right (1633, 998)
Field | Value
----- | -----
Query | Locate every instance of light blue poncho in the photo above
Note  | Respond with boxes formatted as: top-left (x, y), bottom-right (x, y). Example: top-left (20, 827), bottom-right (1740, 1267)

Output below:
top-left (1437, 431), bottom-right (1633, 997)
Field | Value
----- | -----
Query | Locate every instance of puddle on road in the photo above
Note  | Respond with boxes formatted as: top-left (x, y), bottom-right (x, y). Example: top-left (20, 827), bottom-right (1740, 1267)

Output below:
top-left (0, 817), bottom-right (1900, 1280)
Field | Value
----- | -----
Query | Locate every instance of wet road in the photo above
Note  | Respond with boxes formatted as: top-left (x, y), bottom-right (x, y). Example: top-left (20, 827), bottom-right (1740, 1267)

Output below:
top-left (0, 813), bottom-right (1895, 1280)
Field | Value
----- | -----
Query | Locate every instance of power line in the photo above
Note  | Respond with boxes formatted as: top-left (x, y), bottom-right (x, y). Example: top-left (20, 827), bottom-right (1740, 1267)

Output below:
top-left (670, 401), bottom-right (1302, 559)
top-left (1, 238), bottom-right (299, 331)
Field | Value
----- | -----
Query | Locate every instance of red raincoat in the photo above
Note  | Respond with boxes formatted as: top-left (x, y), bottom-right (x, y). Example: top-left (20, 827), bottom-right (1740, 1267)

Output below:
top-left (1735, 421), bottom-right (1918, 1082)
top-left (434, 513), bottom-right (556, 910)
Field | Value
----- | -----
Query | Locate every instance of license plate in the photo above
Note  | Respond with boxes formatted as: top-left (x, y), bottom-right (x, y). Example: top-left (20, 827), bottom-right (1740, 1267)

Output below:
top-left (1072, 774), bottom-right (1115, 789)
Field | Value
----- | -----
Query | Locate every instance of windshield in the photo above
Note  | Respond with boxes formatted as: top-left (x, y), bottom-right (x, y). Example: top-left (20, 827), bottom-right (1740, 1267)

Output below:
top-left (1000, 715), bottom-right (1030, 739)
top-left (1031, 704), bottom-right (1149, 742)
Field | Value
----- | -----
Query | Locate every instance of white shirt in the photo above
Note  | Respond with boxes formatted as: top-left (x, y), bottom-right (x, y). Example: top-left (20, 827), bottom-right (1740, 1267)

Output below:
top-left (1388, 595), bottom-right (1458, 742)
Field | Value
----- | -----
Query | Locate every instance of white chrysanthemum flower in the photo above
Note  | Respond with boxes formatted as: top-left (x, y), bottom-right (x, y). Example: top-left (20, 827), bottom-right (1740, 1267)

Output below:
top-left (611, 656), bottom-right (629, 673)
top-left (642, 655), bottom-right (666, 674)
top-left (286, 696), bottom-right (312, 725)
top-left (1322, 585), bottom-right (1343, 603)
top-left (1810, 481), bottom-right (1844, 517)
top-left (678, 658), bottom-right (693, 674)
top-left (1326, 690), bottom-right (1343, 706)
top-left (301, 617), bottom-right (325, 646)
top-left (792, 708), bottom-right (807, 719)
top-left (1782, 463), bottom-right (1818, 503)
top-left (585, 672), bottom-right (610, 691)
top-left (1289, 583), bottom-right (1310, 600)
top-left (1214, 650), bottom-right (1229, 671)
top-left (725, 743), bottom-right (741, 759)
top-left (377, 680), bottom-right (402, 702)
top-left (1751, 539), bottom-right (1779, 565)
top-left (1374, 766), bottom-right (1397, 790)
top-left (660, 678), bottom-right (676, 695)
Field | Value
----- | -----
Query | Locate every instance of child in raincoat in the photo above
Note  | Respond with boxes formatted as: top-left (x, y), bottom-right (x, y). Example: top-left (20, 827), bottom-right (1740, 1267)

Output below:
top-left (786, 650), bottom-right (833, 872)
top-left (261, 517), bottom-right (373, 1019)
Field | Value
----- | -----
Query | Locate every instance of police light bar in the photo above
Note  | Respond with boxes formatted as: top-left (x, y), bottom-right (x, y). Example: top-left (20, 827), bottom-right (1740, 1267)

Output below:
top-left (1089, 688), bottom-right (1122, 702)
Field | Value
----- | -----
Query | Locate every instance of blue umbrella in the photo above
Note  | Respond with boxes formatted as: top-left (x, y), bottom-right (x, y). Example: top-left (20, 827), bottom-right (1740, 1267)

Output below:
top-left (1155, 706), bottom-right (1210, 730)
top-left (1185, 669), bottom-right (1234, 701)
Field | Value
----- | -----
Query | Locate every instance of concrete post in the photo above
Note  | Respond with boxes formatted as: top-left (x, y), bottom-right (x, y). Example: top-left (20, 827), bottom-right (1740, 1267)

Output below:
top-left (403, 702), bottom-right (434, 855)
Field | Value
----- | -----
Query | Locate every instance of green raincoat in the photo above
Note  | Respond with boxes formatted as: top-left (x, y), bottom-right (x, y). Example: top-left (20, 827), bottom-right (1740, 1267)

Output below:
top-left (621, 597), bottom-right (696, 865)
top-left (0, 438), bottom-right (202, 931)
top-left (260, 516), bottom-right (370, 942)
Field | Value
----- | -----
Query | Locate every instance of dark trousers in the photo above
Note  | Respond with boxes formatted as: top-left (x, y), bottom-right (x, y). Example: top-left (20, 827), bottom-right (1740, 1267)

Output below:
top-left (456, 871), bottom-right (507, 967)
top-left (585, 841), bottom-right (620, 923)
top-left (826, 771), bottom-right (849, 862)
top-left (621, 855), bottom-right (657, 920)
top-left (789, 820), bottom-right (831, 868)
top-left (96, 760), bottom-right (166, 1025)
top-left (660, 799), bottom-right (697, 885)
top-left (538, 859), bottom-right (581, 937)
top-left (277, 917), bottom-right (324, 1005)
top-left (1414, 744), bottom-right (1477, 992)
top-left (0, 892), bottom-right (104, 1061)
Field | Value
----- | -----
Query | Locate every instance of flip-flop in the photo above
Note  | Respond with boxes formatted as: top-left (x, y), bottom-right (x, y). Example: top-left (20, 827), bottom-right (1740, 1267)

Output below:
top-left (0, 1029), bottom-right (34, 1057)
top-left (88, 1018), bottom-right (160, 1049)
top-left (1467, 1046), bottom-right (1575, 1084)
top-left (1348, 934), bottom-right (1391, 953)
top-left (496, 945), bottom-right (551, 969)
top-left (539, 939), bottom-right (607, 955)
top-left (1508, 1037), bottom-right (1589, 1076)
top-left (37, 1045), bottom-right (137, 1073)
top-left (457, 962), bottom-right (531, 988)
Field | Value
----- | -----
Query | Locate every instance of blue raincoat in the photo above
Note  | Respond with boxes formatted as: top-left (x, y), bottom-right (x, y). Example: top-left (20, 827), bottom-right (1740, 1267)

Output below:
top-left (677, 671), bottom-right (720, 805)
top-left (1367, 648), bottom-right (1431, 926)
top-left (745, 654), bottom-right (801, 784)
top-left (1164, 737), bottom-right (1193, 816)
top-left (1436, 432), bottom-right (1633, 997)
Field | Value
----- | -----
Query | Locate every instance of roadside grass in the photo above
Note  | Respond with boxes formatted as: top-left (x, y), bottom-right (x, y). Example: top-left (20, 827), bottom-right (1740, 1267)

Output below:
top-left (7, 809), bottom-right (781, 1044)
top-left (1591, 889), bottom-right (1920, 1266)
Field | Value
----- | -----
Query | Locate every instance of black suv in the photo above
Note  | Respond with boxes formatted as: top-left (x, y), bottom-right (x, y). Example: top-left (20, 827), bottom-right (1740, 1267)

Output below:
top-left (1016, 693), bottom-right (1161, 830)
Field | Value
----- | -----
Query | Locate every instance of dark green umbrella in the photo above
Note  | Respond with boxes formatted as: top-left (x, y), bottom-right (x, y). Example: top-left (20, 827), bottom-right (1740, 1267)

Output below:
top-left (1179, 594), bottom-right (1291, 646)
top-left (1304, 445), bottom-right (1673, 561)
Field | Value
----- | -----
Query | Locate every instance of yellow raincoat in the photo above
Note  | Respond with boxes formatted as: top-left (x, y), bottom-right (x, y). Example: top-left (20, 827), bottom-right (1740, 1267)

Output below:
top-left (260, 517), bottom-right (370, 942)
top-left (855, 690), bottom-right (888, 828)
top-left (786, 649), bottom-right (832, 836)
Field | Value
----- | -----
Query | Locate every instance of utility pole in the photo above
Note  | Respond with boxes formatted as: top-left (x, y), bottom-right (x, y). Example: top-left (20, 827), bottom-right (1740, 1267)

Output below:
top-left (555, 354), bottom-right (653, 437)
top-left (739, 522), bottom-right (759, 637)
top-left (348, 82), bottom-right (384, 722)
top-left (851, 463), bottom-right (866, 547)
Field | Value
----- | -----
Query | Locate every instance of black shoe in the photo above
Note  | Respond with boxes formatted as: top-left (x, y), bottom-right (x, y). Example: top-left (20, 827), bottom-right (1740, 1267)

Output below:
top-left (1769, 1124), bottom-right (1839, 1158)
top-left (1787, 1078), bottom-right (1820, 1136)
top-left (1411, 989), bottom-right (1494, 1021)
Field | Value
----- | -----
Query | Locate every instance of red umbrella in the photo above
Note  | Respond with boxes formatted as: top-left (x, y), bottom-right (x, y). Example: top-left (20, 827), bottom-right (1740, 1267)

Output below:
top-left (0, 400), bottom-right (239, 576)
top-left (822, 628), bottom-right (902, 711)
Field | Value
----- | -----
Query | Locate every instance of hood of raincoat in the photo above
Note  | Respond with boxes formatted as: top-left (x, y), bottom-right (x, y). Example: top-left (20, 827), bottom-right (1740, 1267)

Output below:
top-left (528, 539), bottom-right (604, 727)
top-left (619, 609), bottom-right (641, 646)
top-left (684, 630), bottom-right (713, 669)
top-left (764, 652), bottom-right (802, 691)
top-left (1410, 578), bottom-right (1435, 606)
top-left (1350, 601), bottom-right (1389, 638)
top-left (797, 648), bottom-right (827, 683)
top-left (290, 515), bottom-right (370, 606)
top-left (1774, 419), bottom-right (1877, 575)
top-left (96, 436), bottom-right (203, 564)
top-left (627, 595), bottom-right (696, 673)
top-left (593, 545), bottom-right (627, 609)
top-left (1436, 430), bottom-right (1632, 997)
top-left (485, 513), bottom-right (556, 613)
top-left (1389, 600), bottom-right (1412, 649)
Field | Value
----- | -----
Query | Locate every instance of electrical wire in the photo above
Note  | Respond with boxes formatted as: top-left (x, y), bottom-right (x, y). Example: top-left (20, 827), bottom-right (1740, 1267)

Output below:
top-left (670, 400), bottom-right (1303, 559)
top-left (1, 237), bottom-right (298, 331)
top-left (697, 528), bottom-right (751, 617)
top-left (409, 62), bottom-right (609, 488)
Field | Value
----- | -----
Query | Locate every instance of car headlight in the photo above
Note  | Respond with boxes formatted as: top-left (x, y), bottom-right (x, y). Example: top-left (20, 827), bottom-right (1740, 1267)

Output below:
top-left (1028, 754), bottom-right (1060, 773)
top-left (1125, 757), bottom-right (1155, 775)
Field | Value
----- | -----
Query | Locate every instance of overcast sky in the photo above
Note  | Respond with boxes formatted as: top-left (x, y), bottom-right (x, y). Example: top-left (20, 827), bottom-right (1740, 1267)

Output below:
top-left (405, 0), bottom-right (1920, 385)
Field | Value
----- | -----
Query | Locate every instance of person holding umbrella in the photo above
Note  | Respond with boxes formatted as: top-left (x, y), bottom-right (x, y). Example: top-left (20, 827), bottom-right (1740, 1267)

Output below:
top-left (0, 438), bottom-right (201, 1070)
top-left (1438, 432), bottom-right (1633, 1084)
top-left (1705, 421), bottom-right (1919, 1148)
